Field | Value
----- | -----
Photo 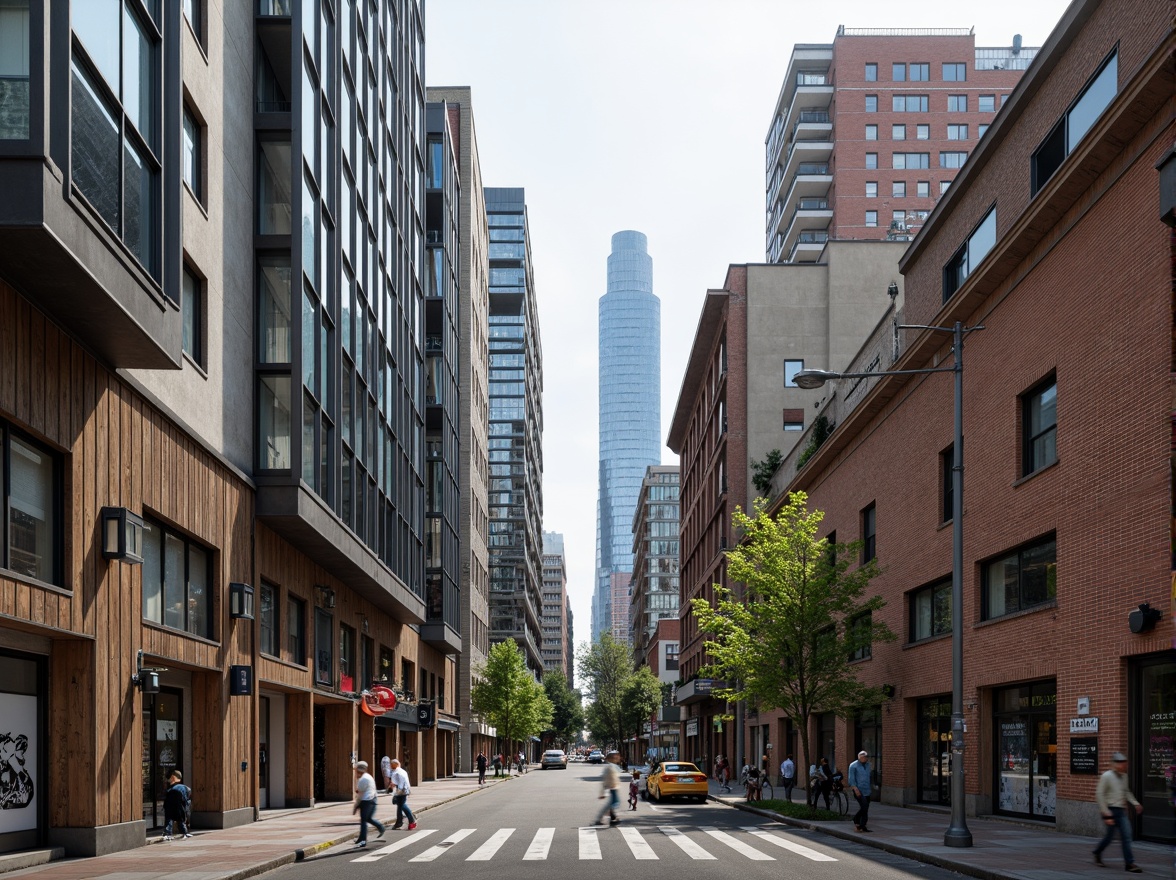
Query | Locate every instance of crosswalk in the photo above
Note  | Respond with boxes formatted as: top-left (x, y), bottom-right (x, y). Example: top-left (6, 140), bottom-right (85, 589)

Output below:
top-left (351, 825), bottom-right (837, 864)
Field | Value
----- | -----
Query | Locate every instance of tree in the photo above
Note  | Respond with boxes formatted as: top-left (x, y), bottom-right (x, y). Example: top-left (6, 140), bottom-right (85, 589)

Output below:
top-left (542, 670), bottom-right (584, 748)
top-left (751, 448), bottom-right (784, 496)
top-left (577, 634), bottom-right (637, 759)
top-left (690, 492), bottom-right (894, 798)
top-left (621, 666), bottom-right (663, 760)
top-left (471, 640), bottom-right (554, 756)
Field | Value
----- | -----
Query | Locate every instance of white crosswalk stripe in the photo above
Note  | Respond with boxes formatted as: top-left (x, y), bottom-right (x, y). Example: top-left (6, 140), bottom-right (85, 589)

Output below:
top-left (351, 829), bottom-right (436, 862)
top-left (410, 828), bottom-right (476, 861)
top-left (578, 826), bottom-right (601, 859)
top-left (700, 826), bottom-right (775, 860)
top-left (658, 825), bottom-right (716, 859)
top-left (466, 827), bottom-right (514, 860)
top-left (619, 826), bottom-right (658, 859)
top-left (524, 827), bottom-right (555, 860)
top-left (744, 826), bottom-right (838, 861)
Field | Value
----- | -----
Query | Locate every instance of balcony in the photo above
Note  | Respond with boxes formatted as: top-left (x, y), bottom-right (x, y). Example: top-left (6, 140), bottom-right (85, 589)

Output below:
top-left (780, 198), bottom-right (833, 256)
top-left (788, 230), bottom-right (830, 263)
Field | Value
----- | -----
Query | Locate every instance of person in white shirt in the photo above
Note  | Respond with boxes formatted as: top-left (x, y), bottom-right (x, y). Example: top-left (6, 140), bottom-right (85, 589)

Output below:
top-left (592, 751), bottom-right (623, 826)
top-left (380, 755), bottom-right (392, 792)
top-left (387, 758), bottom-right (416, 830)
top-left (352, 761), bottom-right (385, 847)
top-left (780, 754), bottom-right (796, 802)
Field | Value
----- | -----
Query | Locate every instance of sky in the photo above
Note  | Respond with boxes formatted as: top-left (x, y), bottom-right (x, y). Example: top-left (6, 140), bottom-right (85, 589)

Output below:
top-left (424, 0), bottom-right (1073, 657)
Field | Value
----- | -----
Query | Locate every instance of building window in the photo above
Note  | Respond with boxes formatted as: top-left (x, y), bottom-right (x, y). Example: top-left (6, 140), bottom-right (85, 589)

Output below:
top-left (287, 595), bottom-right (306, 664)
top-left (947, 94), bottom-right (967, 112)
top-left (983, 535), bottom-right (1057, 620)
top-left (258, 140), bottom-right (293, 234)
top-left (182, 263), bottom-right (203, 366)
top-left (916, 124), bottom-right (930, 140)
top-left (978, 124), bottom-right (990, 138)
top-left (260, 582), bottom-right (279, 657)
top-left (1, 424), bottom-right (62, 585)
top-left (258, 375), bottom-right (292, 470)
top-left (947, 124), bottom-right (968, 141)
top-left (784, 359), bottom-right (805, 387)
top-left (665, 642), bottom-right (679, 671)
top-left (864, 94), bottom-right (877, 112)
top-left (339, 624), bottom-right (356, 691)
top-left (943, 205), bottom-right (996, 300)
top-left (917, 180), bottom-right (930, 198)
top-left (0, 1), bottom-right (31, 140)
top-left (783, 408), bottom-right (804, 432)
top-left (892, 62), bottom-right (906, 82)
top-left (940, 180), bottom-right (951, 194)
top-left (892, 124), bottom-right (906, 140)
top-left (1022, 376), bottom-right (1057, 475)
top-left (1032, 50), bottom-right (1118, 195)
top-left (865, 152), bottom-right (877, 170)
top-left (848, 612), bottom-right (872, 661)
top-left (865, 181), bottom-right (877, 198)
top-left (141, 518), bottom-right (212, 639)
top-left (892, 181), bottom-right (906, 198)
top-left (182, 0), bottom-right (202, 44)
top-left (910, 579), bottom-right (951, 642)
top-left (315, 608), bottom-right (333, 687)
top-left (978, 94), bottom-right (996, 112)
top-left (182, 105), bottom-right (202, 201)
top-left (864, 63), bottom-right (877, 82)
top-left (940, 151), bottom-right (968, 168)
top-left (865, 210), bottom-right (877, 227)
top-left (940, 445), bottom-right (955, 523)
top-left (943, 62), bottom-right (967, 81)
top-left (865, 124), bottom-right (877, 141)
top-left (861, 503), bottom-right (876, 563)
top-left (910, 62), bottom-right (930, 81)
top-left (893, 94), bottom-right (929, 112)
top-left (893, 152), bottom-right (930, 170)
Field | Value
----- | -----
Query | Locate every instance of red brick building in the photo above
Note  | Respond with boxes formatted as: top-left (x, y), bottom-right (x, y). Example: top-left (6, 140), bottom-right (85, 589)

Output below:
top-left (757, 0), bottom-right (1173, 842)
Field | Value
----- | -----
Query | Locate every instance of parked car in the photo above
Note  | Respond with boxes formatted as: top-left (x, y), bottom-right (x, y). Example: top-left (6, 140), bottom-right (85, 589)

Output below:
top-left (541, 749), bottom-right (568, 770)
top-left (587, 750), bottom-right (604, 764)
top-left (646, 761), bottom-right (709, 803)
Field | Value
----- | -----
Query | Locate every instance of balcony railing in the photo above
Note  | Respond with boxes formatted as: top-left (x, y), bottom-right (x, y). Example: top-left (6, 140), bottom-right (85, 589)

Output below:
top-left (797, 198), bottom-right (829, 210)
top-left (258, 0), bottom-right (292, 14)
top-left (797, 231), bottom-right (830, 244)
top-left (796, 163), bottom-right (830, 176)
top-left (796, 73), bottom-right (828, 86)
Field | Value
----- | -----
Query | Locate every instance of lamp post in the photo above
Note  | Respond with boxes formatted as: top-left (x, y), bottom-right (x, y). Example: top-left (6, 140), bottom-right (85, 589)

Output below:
top-left (795, 318), bottom-right (981, 848)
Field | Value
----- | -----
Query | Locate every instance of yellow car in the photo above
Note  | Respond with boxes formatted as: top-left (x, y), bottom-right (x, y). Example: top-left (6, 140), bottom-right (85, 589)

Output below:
top-left (646, 761), bottom-right (710, 804)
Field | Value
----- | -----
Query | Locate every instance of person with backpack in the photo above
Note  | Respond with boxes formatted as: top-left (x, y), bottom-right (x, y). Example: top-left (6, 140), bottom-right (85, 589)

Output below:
top-left (162, 770), bottom-right (191, 840)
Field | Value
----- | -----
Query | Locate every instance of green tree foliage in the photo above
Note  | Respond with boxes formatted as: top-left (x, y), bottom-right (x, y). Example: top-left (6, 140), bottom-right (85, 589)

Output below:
top-left (797, 416), bottom-right (835, 468)
top-left (542, 670), bottom-right (584, 748)
top-left (751, 448), bottom-right (784, 496)
top-left (690, 492), bottom-right (894, 786)
top-left (621, 666), bottom-right (664, 758)
top-left (578, 634), bottom-right (656, 762)
top-left (471, 640), bottom-right (554, 755)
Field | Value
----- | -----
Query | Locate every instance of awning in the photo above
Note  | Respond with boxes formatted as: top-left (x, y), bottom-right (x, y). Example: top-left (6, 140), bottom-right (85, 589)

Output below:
top-left (437, 718), bottom-right (461, 732)
top-left (675, 678), bottom-right (727, 705)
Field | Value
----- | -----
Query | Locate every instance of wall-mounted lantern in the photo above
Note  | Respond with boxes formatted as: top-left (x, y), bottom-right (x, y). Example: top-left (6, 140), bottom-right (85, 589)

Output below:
top-left (132, 649), bottom-right (165, 694)
top-left (101, 507), bottom-right (144, 564)
top-left (229, 582), bottom-right (255, 620)
top-left (315, 584), bottom-right (336, 609)
top-left (1128, 602), bottom-right (1162, 634)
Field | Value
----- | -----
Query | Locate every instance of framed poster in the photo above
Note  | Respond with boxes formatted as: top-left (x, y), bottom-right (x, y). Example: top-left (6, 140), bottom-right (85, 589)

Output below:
top-left (0, 693), bottom-right (38, 833)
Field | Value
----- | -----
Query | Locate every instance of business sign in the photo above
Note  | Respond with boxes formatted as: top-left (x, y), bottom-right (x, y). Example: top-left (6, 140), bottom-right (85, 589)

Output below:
top-left (1069, 716), bottom-right (1099, 734)
top-left (694, 679), bottom-right (715, 696)
top-left (686, 718), bottom-right (699, 737)
top-left (1070, 737), bottom-right (1099, 775)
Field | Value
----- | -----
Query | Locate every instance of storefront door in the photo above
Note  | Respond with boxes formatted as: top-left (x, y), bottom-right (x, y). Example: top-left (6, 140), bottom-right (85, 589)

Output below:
top-left (140, 688), bottom-right (183, 830)
top-left (994, 681), bottom-right (1056, 820)
top-left (854, 706), bottom-right (882, 801)
top-left (1133, 655), bottom-right (1175, 843)
top-left (0, 650), bottom-right (43, 854)
top-left (919, 696), bottom-right (952, 805)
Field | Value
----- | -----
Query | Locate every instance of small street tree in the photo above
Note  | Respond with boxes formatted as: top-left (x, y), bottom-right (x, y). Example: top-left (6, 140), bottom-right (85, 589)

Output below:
top-left (690, 492), bottom-right (894, 802)
top-left (578, 634), bottom-right (637, 759)
top-left (542, 669), bottom-right (584, 749)
top-left (471, 639), bottom-right (554, 758)
top-left (621, 666), bottom-right (663, 761)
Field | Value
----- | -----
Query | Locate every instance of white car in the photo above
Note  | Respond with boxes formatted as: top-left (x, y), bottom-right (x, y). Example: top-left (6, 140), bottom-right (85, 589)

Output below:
top-left (540, 749), bottom-right (568, 769)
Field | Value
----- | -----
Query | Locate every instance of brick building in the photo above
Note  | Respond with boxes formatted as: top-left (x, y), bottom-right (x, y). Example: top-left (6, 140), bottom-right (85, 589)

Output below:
top-left (758, 0), bottom-right (1173, 842)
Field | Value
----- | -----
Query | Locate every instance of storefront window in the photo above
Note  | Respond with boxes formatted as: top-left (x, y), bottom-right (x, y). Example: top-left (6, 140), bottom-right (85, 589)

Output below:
top-left (855, 706), bottom-right (883, 800)
top-left (919, 696), bottom-right (952, 805)
top-left (995, 680), bottom-right (1056, 819)
top-left (1135, 655), bottom-right (1175, 843)
top-left (314, 608), bottom-right (333, 687)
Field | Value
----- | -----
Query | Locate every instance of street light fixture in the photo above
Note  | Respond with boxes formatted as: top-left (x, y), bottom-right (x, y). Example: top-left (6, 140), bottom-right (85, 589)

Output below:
top-left (794, 318), bottom-right (982, 849)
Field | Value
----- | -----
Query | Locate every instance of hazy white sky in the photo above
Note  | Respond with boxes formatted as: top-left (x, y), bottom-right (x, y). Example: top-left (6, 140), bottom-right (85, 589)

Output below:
top-left (425, 0), bottom-right (1072, 655)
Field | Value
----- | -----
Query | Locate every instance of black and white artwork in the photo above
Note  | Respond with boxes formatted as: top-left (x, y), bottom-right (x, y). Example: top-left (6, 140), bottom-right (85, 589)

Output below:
top-left (0, 693), bottom-right (37, 833)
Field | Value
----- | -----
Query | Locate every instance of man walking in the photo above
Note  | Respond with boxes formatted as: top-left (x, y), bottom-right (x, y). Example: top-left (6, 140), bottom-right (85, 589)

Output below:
top-left (1093, 752), bottom-right (1142, 872)
top-left (848, 750), bottom-right (873, 832)
top-left (592, 750), bottom-right (622, 826)
top-left (387, 758), bottom-right (417, 830)
top-left (162, 770), bottom-right (192, 840)
top-left (352, 761), bottom-right (385, 848)
top-left (475, 751), bottom-right (487, 786)
top-left (780, 754), bottom-right (796, 802)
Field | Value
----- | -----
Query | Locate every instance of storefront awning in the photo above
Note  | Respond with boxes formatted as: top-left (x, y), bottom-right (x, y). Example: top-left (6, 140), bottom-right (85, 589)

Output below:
top-left (675, 678), bottom-right (727, 704)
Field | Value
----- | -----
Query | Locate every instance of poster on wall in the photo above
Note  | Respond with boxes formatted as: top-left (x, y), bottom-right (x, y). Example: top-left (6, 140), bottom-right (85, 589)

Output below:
top-left (0, 693), bottom-right (38, 833)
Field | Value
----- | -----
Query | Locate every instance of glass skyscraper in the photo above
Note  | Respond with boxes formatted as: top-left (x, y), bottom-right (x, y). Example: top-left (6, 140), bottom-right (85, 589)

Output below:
top-left (593, 231), bottom-right (660, 645)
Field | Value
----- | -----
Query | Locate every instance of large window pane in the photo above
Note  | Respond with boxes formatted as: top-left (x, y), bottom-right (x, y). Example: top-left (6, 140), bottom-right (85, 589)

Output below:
top-left (986, 553), bottom-right (1018, 619)
top-left (182, 108), bottom-right (199, 196)
top-left (182, 265), bottom-right (201, 362)
top-left (122, 5), bottom-right (154, 148)
top-left (259, 258), bottom-right (292, 362)
top-left (1021, 539), bottom-right (1057, 606)
top-left (8, 435), bottom-right (55, 582)
top-left (123, 136), bottom-right (155, 274)
top-left (302, 177), bottom-right (317, 289)
top-left (71, 61), bottom-right (120, 229)
top-left (186, 544), bottom-right (208, 637)
top-left (72, 0), bottom-right (120, 91)
top-left (258, 141), bottom-right (292, 233)
top-left (141, 520), bottom-right (161, 622)
top-left (259, 374), bottom-right (292, 469)
top-left (1068, 53), bottom-right (1117, 152)
top-left (163, 532), bottom-right (185, 630)
top-left (287, 595), bottom-right (305, 664)
top-left (0, 1), bottom-right (31, 140)
top-left (260, 583), bottom-right (277, 656)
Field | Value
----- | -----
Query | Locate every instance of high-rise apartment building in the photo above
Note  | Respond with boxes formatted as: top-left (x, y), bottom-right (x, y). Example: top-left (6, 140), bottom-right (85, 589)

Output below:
top-left (629, 465), bottom-right (680, 655)
top-left (593, 231), bottom-right (660, 646)
top-left (486, 188), bottom-right (545, 676)
top-left (0, 0), bottom-right (459, 857)
top-left (765, 28), bottom-right (1038, 264)
top-left (541, 531), bottom-right (573, 680)
top-left (426, 87), bottom-right (493, 770)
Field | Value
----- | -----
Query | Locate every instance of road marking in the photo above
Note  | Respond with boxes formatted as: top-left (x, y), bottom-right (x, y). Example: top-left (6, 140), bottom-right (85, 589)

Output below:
top-left (578, 826), bottom-right (601, 859)
top-left (744, 827), bottom-right (838, 861)
top-left (351, 829), bottom-right (436, 862)
top-left (700, 826), bottom-right (774, 860)
top-left (524, 827), bottom-right (555, 860)
top-left (619, 826), bottom-right (658, 859)
top-left (410, 828), bottom-right (476, 861)
top-left (658, 825), bottom-right (715, 859)
top-left (466, 827), bottom-right (515, 860)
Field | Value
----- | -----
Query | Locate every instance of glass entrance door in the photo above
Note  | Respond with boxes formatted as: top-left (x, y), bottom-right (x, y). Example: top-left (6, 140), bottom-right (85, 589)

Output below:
top-left (140, 688), bottom-right (183, 829)
top-left (918, 696), bottom-right (952, 805)
top-left (1134, 655), bottom-right (1175, 843)
top-left (855, 706), bottom-right (882, 801)
top-left (994, 681), bottom-right (1056, 820)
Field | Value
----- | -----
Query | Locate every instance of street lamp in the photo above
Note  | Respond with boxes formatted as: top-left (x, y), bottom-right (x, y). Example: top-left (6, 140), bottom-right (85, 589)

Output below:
top-left (795, 319), bottom-right (982, 849)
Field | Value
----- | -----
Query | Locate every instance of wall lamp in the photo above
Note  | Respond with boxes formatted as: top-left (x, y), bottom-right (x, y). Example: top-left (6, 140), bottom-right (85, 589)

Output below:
top-left (101, 507), bottom-right (144, 564)
top-left (229, 582), bottom-right (255, 620)
top-left (132, 649), bottom-right (167, 694)
top-left (1128, 602), bottom-right (1162, 633)
top-left (315, 585), bottom-right (336, 609)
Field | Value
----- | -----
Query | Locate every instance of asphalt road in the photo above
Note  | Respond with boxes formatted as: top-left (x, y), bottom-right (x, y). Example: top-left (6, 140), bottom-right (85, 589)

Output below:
top-left (271, 763), bottom-right (966, 880)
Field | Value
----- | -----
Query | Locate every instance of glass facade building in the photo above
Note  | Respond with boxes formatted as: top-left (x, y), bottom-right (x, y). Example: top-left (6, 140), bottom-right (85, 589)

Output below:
top-left (629, 465), bottom-right (680, 653)
top-left (593, 230), bottom-right (660, 645)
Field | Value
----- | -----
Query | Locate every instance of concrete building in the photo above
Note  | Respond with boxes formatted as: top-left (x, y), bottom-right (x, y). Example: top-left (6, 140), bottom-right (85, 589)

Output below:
top-left (426, 87), bottom-right (494, 773)
top-left (765, 27), bottom-right (1038, 264)
top-left (629, 465), bottom-right (680, 659)
top-left (593, 231), bottom-right (661, 646)
top-left (542, 531), bottom-right (573, 680)
top-left (0, 0), bottom-right (458, 858)
top-left (757, 0), bottom-right (1173, 842)
top-left (485, 187), bottom-right (545, 676)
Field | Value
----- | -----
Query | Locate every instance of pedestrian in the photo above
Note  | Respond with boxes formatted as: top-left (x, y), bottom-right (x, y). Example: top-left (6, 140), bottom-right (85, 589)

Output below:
top-left (517, 750), bottom-right (526, 774)
top-left (380, 754), bottom-right (393, 793)
top-left (718, 755), bottom-right (731, 793)
top-left (352, 761), bottom-right (385, 847)
top-left (848, 750), bottom-right (873, 832)
top-left (744, 762), bottom-right (761, 802)
top-left (780, 754), bottom-right (796, 802)
top-left (809, 757), bottom-right (832, 809)
top-left (592, 750), bottom-right (623, 826)
top-left (476, 751), bottom-right (487, 786)
top-left (628, 770), bottom-right (640, 811)
top-left (387, 758), bottom-right (417, 830)
top-left (162, 770), bottom-right (191, 840)
top-left (492, 752), bottom-right (501, 777)
top-left (1092, 752), bottom-right (1142, 872)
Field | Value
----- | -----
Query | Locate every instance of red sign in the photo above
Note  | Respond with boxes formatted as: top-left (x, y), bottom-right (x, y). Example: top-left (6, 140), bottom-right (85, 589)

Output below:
top-left (360, 687), bottom-right (397, 717)
top-left (371, 686), bottom-right (397, 710)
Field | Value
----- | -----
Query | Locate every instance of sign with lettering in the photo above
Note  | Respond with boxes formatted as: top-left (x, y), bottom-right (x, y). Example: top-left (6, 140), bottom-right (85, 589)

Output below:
top-left (1070, 737), bottom-right (1099, 775)
top-left (686, 718), bottom-right (699, 737)
top-left (1069, 716), bottom-right (1099, 733)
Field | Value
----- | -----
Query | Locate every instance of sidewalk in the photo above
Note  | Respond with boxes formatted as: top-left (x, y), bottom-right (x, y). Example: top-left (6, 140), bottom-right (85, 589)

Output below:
top-left (0, 772), bottom-right (513, 880)
top-left (706, 778), bottom-right (1174, 879)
